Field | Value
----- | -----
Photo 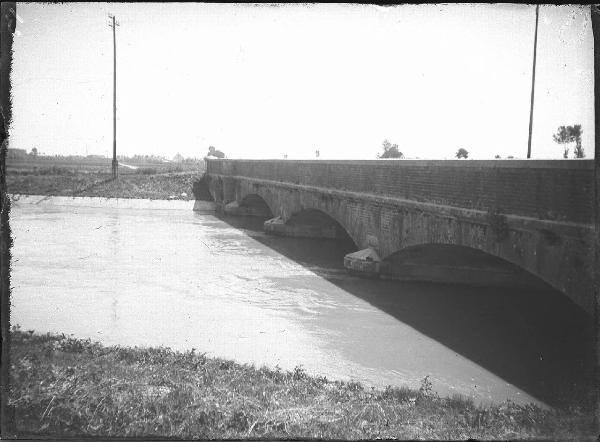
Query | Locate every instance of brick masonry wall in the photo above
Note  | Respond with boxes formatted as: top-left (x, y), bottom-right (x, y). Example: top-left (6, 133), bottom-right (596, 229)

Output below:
top-left (206, 159), bottom-right (594, 224)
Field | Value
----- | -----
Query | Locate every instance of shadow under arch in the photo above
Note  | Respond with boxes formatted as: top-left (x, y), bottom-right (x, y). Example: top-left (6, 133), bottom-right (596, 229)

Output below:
top-left (238, 193), bottom-right (275, 218)
top-left (380, 243), bottom-right (554, 292)
top-left (212, 214), bottom-right (594, 410)
top-left (285, 207), bottom-right (359, 248)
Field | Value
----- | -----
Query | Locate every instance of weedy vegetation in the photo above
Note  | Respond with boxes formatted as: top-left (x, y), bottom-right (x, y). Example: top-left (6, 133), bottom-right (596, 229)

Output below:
top-left (7, 329), bottom-right (595, 440)
top-left (7, 168), bottom-right (200, 200)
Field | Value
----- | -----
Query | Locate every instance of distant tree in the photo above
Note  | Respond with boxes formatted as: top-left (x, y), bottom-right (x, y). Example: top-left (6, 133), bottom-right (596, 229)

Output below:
top-left (507, 155), bottom-right (515, 159)
top-left (377, 139), bottom-right (404, 159)
top-left (571, 125), bottom-right (584, 158)
top-left (315, 150), bottom-right (320, 158)
top-left (455, 148), bottom-right (469, 159)
top-left (30, 147), bottom-right (38, 156)
top-left (494, 154), bottom-right (501, 159)
top-left (553, 124), bottom-right (584, 158)
top-left (553, 126), bottom-right (571, 158)
top-left (172, 153), bottom-right (184, 163)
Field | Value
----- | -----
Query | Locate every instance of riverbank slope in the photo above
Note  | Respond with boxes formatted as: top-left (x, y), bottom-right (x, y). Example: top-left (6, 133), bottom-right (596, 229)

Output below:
top-left (7, 329), bottom-right (594, 440)
top-left (6, 166), bottom-right (200, 200)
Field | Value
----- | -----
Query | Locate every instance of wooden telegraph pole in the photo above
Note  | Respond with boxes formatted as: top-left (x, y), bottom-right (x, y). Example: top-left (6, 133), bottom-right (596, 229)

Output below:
top-left (108, 14), bottom-right (119, 179)
top-left (527, 4), bottom-right (540, 159)
top-left (591, 3), bottom-right (600, 431)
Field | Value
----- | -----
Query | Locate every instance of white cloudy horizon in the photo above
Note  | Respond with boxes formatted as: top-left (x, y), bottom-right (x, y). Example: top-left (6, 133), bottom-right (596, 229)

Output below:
top-left (8, 3), bottom-right (595, 160)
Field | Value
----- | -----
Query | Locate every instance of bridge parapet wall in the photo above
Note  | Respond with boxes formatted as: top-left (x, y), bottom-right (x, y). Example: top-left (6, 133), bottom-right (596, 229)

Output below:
top-left (206, 159), bottom-right (594, 224)
top-left (205, 158), bottom-right (594, 313)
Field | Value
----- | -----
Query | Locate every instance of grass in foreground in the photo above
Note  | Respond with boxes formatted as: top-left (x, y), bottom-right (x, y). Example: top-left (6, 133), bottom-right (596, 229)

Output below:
top-left (7, 329), bottom-right (595, 440)
top-left (6, 167), bottom-right (201, 200)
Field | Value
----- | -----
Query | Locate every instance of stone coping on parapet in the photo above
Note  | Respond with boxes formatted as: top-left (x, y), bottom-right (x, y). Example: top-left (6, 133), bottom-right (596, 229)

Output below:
top-left (8, 194), bottom-right (211, 211)
top-left (206, 158), bottom-right (595, 169)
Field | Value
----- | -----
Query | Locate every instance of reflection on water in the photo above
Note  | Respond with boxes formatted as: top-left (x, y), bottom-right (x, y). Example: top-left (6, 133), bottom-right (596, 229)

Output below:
top-left (10, 199), bottom-right (594, 409)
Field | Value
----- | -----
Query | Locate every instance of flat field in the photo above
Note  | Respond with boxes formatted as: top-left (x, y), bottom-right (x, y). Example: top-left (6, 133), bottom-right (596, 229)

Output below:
top-left (6, 156), bottom-right (204, 200)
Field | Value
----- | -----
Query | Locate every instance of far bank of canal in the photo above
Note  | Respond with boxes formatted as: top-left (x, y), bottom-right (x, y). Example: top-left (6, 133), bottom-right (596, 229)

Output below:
top-left (8, 195), bottom-right (595, 410)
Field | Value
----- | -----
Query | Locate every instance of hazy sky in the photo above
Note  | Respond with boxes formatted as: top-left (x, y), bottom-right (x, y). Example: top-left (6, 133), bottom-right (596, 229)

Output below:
top-left (9, 3), bottom-right (595, 159)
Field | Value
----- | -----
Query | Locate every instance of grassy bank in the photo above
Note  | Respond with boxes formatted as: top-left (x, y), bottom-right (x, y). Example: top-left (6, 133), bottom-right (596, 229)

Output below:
top-left (6, 168), bottom-right (201, 200)
top-left (7, 329), bottom-right (594, 440)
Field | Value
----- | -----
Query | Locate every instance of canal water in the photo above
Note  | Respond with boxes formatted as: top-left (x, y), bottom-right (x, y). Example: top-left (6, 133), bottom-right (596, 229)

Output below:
top-left (9, 196), bottom-right (594, 409)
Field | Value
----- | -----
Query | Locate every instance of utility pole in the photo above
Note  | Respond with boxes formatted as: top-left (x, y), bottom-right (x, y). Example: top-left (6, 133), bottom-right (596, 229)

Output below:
top-left (108, 14), bottom-right (119, 179)
top-left (591, 4), bottom-right (600, 429)
top-left (527, 4), bottom-right (539, 159)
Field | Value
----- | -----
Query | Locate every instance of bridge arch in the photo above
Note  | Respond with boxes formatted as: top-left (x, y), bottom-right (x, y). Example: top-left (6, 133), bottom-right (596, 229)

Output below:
top-left (204, 162), bottom-right (594, 314)
top-left (230, 180), bottom-right (363, 248)
top-left (238, 193), bottom-right (275, 218)
top-left (380, 243), bottom-right (553, 292)
top-left (285, 207), bottom-right (359, 248)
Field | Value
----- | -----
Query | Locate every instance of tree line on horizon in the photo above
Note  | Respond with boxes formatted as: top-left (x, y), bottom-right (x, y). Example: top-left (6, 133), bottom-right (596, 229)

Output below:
top-left (376, 139), bottom-right (470, 159)
top-left (10, 149), bottom-right (204, 164)
top-left (12, 126), bottom-right (588, 163)
top-left (377, 123), bottom-right (585, 160)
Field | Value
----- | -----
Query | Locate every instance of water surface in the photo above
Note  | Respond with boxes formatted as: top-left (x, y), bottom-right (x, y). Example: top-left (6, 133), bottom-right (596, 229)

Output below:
top-left (10, 197), bottom-right (594, 409)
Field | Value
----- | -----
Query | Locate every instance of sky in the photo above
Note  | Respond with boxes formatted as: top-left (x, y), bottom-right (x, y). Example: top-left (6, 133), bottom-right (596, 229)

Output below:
top-left (8, 3), bottom-right (595, 160)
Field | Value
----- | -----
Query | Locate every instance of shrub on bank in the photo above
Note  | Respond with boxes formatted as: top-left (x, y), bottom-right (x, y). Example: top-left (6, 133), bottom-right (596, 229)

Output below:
top-left (136, 167), bottom-right (158, 175)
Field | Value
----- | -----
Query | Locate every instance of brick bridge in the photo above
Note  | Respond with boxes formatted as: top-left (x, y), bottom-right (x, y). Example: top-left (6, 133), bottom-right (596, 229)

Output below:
top-left (202, 159), bottom-right (595, 314)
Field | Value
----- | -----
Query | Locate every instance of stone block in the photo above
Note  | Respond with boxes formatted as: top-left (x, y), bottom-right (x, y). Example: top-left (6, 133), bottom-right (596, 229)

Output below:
top-left (344, 247), bottom-right (381, 278)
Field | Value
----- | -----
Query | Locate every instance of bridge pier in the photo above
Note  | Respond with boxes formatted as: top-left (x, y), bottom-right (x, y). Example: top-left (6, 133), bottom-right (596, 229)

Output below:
top-left (343, 248), bottom-right (381, 278)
